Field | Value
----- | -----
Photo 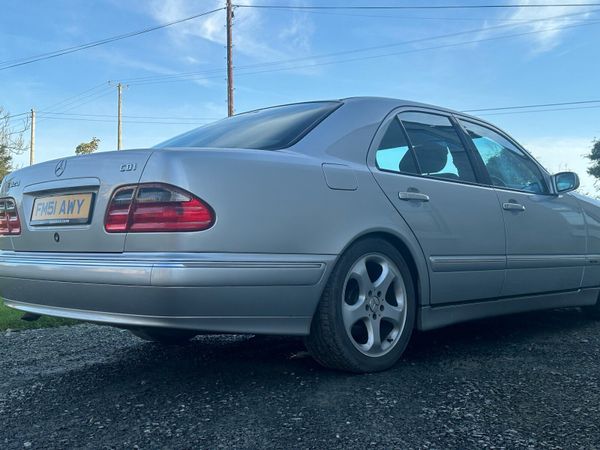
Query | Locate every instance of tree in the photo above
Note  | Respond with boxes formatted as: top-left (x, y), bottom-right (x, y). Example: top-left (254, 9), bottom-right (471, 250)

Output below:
top-left (586, 139), bottom-right (600, 183)
top-left (75, 137), bottom-right (100, 156)
top-left (0, 144), bottom-right (11, 183)
top-left (0, 107), bottom-right (28, 183)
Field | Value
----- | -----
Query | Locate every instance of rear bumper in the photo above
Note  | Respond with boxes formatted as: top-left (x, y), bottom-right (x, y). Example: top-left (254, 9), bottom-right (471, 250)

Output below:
top-left (0, 251), bottom-right (336, 335)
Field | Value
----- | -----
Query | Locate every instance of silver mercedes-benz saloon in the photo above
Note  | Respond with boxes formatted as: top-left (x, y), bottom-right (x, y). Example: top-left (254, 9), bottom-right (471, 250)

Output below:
top-left (1, 97), bottom-right (599, 372)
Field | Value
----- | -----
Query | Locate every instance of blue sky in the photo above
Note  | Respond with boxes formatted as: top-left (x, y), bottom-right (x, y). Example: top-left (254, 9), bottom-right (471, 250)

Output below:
top-left (1, 0), bottom-right (599, 191)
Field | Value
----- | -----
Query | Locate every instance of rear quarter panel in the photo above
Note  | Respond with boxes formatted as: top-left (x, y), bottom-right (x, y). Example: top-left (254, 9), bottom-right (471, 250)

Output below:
top-left (126, 148), bottom-right (418, 256)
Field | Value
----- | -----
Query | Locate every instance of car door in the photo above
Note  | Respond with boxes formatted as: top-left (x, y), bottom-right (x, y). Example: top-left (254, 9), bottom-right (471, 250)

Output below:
top-left (369, 109), bottom-right (506, 305)
top-left (458, 118), bottom-right (586, 297)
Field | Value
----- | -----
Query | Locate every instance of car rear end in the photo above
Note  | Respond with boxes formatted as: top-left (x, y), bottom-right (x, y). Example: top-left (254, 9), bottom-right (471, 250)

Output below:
top-left (0, 100), bottom-right (391, 336)
top-left (0, 145), bottom-right (335, 336)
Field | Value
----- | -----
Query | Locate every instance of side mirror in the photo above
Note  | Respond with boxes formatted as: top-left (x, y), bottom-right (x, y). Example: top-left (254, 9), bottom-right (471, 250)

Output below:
top-left (552, 171), bottom-right (580, 194)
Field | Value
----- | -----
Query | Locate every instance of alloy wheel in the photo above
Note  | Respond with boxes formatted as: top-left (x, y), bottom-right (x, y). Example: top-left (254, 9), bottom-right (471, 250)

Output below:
top-left (341, 253), bottom-right (408, 357)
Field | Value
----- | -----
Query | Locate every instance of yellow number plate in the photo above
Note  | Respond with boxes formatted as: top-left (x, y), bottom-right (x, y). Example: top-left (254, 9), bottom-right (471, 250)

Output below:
top-left (31, 193), bottom-right (93, 225)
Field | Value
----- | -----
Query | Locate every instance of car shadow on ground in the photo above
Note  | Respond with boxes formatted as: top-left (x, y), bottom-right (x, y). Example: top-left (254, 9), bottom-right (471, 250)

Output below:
top-left (404, 307), bottom-right (593, 360)
top-left (45, 307), bottom-right (597, 393)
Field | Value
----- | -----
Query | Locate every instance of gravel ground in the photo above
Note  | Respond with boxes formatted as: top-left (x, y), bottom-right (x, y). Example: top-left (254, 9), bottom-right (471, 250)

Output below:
top-left (1, 309), bottom-right (600, 449)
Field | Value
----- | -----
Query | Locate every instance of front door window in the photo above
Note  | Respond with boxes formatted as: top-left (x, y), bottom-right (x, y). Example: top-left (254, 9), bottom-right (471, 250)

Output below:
top-left (459, 120), bottom-right (548, 194)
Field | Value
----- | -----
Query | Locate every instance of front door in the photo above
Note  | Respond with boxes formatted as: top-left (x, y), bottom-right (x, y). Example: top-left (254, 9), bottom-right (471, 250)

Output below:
top-left (458, 118), bottom-right (586, 297)
top-left (370, 110), bottom-right (506, 305)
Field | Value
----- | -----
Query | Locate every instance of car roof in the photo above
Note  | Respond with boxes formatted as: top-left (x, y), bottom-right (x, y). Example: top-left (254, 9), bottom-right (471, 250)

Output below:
top-left (339, 96), bottom-right (476, 119)
top-left (239, 96), bottom-right (482, 123)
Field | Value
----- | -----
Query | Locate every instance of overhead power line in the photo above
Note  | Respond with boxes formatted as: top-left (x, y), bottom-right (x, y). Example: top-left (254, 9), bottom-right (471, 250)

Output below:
top-left (292, 8), bottom-right (598, 21)
top-left (122, 6), bottom-right (597, 85)
top-left (7, 83), bottom-right (113, 128)
top-left (4, 111), bottom-right (30, 121)
top-left (116, 7), bottom-right (598, 86)
top-left (120, 18), bottom-right (600, 86)
top-left (36, 116), bottom-right (212, 125)
top-left (477, 105), bottom-right (600, 116)
top-left (39, 112), bottom-right (220, 120)
top-left (42, 86), bottom-right (114, 116)
top-left (36, 88), bottom-right (115, 126)
top-left (463, 99), bottom-right (600, 112)
top-left (39, 99), bottom-right (600, 120)
top-left (234, 3), bottom-right (600, 11)
top-left (38, 82), bottom-right (111, 113)
top-left (0, 8), bottom-right (224, 71)
top-left (45, 89), bottom-right (114, 114)
top-left (10, 98), bottom-right (600, 135)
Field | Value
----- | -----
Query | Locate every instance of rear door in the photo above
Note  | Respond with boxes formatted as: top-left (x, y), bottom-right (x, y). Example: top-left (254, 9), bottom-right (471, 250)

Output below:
top-left (458, 118), bottom-right (586, 296)
top-left (369, 109), bottom-right (506, 305)
top-left (7, 150), bottom-right (153, 253)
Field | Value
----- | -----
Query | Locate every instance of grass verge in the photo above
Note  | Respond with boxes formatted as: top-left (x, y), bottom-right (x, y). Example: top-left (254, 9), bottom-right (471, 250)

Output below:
top-left (0, 300), bottom-right (77, 331)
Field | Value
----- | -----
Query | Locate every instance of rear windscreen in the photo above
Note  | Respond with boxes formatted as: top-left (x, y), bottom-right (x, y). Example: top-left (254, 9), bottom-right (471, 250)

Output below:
top-left (155, 101), bottom-right (340, 150)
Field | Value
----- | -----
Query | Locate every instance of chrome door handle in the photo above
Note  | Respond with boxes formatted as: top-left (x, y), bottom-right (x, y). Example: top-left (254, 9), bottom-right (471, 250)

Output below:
top-left (399, 192), bottom-right (430, 202)
top-left (503, 202), bottom-right (525, 212)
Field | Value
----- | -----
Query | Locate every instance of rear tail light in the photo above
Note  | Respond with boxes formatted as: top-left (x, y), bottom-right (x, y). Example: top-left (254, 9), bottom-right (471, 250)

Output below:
top-left (105, 183), bottom-right (214, 233)
top-left (0, 197), bottom-right (21, 235)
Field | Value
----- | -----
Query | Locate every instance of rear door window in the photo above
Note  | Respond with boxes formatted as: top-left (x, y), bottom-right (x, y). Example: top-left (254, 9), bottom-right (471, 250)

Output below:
top-left (399, 112), bottom-right (477, 183)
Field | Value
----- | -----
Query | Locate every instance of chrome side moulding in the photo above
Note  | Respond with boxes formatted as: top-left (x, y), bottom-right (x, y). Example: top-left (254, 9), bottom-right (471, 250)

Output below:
top-left (0, 251), bottom-right (334, 287)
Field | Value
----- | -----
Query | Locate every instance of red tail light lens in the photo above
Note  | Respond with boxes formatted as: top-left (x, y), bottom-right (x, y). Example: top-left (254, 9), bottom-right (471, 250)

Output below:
top-left (0, 197), bottom-right (21, 235)
top-left (105, 187), bottom-right (136, 232)
top-left (105, 184), bottom-right (214, 233)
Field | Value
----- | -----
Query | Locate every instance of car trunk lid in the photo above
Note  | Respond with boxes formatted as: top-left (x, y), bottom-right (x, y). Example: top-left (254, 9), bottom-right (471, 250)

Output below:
top-left (4, 149), bottom-right (153, 252)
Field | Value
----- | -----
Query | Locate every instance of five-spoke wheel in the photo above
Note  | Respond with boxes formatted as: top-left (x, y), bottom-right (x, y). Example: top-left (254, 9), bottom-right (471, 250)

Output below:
top-left (342, 253), bottom-right (407, 357)
top-left (306, 237), bottom-right (415, 372)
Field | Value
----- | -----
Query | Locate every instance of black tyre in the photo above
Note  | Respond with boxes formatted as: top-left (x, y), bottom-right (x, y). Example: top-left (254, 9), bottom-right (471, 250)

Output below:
top-left (130, 328), bottom-right (197, 345)
top-left (306, 237), bottom-right (416, 373)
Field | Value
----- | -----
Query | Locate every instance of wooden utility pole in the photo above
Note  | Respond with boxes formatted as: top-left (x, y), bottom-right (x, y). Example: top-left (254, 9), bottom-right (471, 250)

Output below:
top-left (117, 83), bottom-right (123, 150)
top-left (29, 109), bottom-right (36, 166)
top-left (226, 0), bottom-right (234, 116)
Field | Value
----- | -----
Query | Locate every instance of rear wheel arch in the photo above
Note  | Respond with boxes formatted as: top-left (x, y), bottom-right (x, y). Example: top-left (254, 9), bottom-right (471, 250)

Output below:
top-left (306, 235), bottom-right (418, 372)
top-left (308, 229), bottom-right (429, 335)
top-left (334, 230), bottom-right (426, 307)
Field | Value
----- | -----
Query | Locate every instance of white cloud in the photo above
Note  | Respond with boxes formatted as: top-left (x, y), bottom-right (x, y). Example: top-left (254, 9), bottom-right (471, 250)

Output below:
top-left (481, 0), bottom-right (596, 53)
top-left (88, 47), bottom-right (215, 88)
top-left (184, 56), bottom-right (201, 65)
top-left (278, 11), bottom-right (315, 55)
top-left (144, 0), bottom-right (315, 63)
top-left (93, 49), bottom-right (178, 77)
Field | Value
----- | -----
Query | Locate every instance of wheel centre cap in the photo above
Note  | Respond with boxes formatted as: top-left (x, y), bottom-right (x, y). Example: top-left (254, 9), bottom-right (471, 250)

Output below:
top-left (368, 297), bottom-right (380, 312)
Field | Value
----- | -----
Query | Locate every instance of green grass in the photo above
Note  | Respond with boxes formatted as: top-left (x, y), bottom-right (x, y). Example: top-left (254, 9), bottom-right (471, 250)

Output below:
top-left (0, 300), bottom-right (77, 331)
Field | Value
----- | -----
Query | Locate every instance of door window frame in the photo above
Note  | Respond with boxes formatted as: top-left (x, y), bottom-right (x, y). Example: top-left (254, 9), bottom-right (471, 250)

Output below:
top-left (368, 106), bottom-right (491, 187)
top-left (453, 114), bottom-right (553, 195)
top-left (374, 115), bottom-right (421, 175)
